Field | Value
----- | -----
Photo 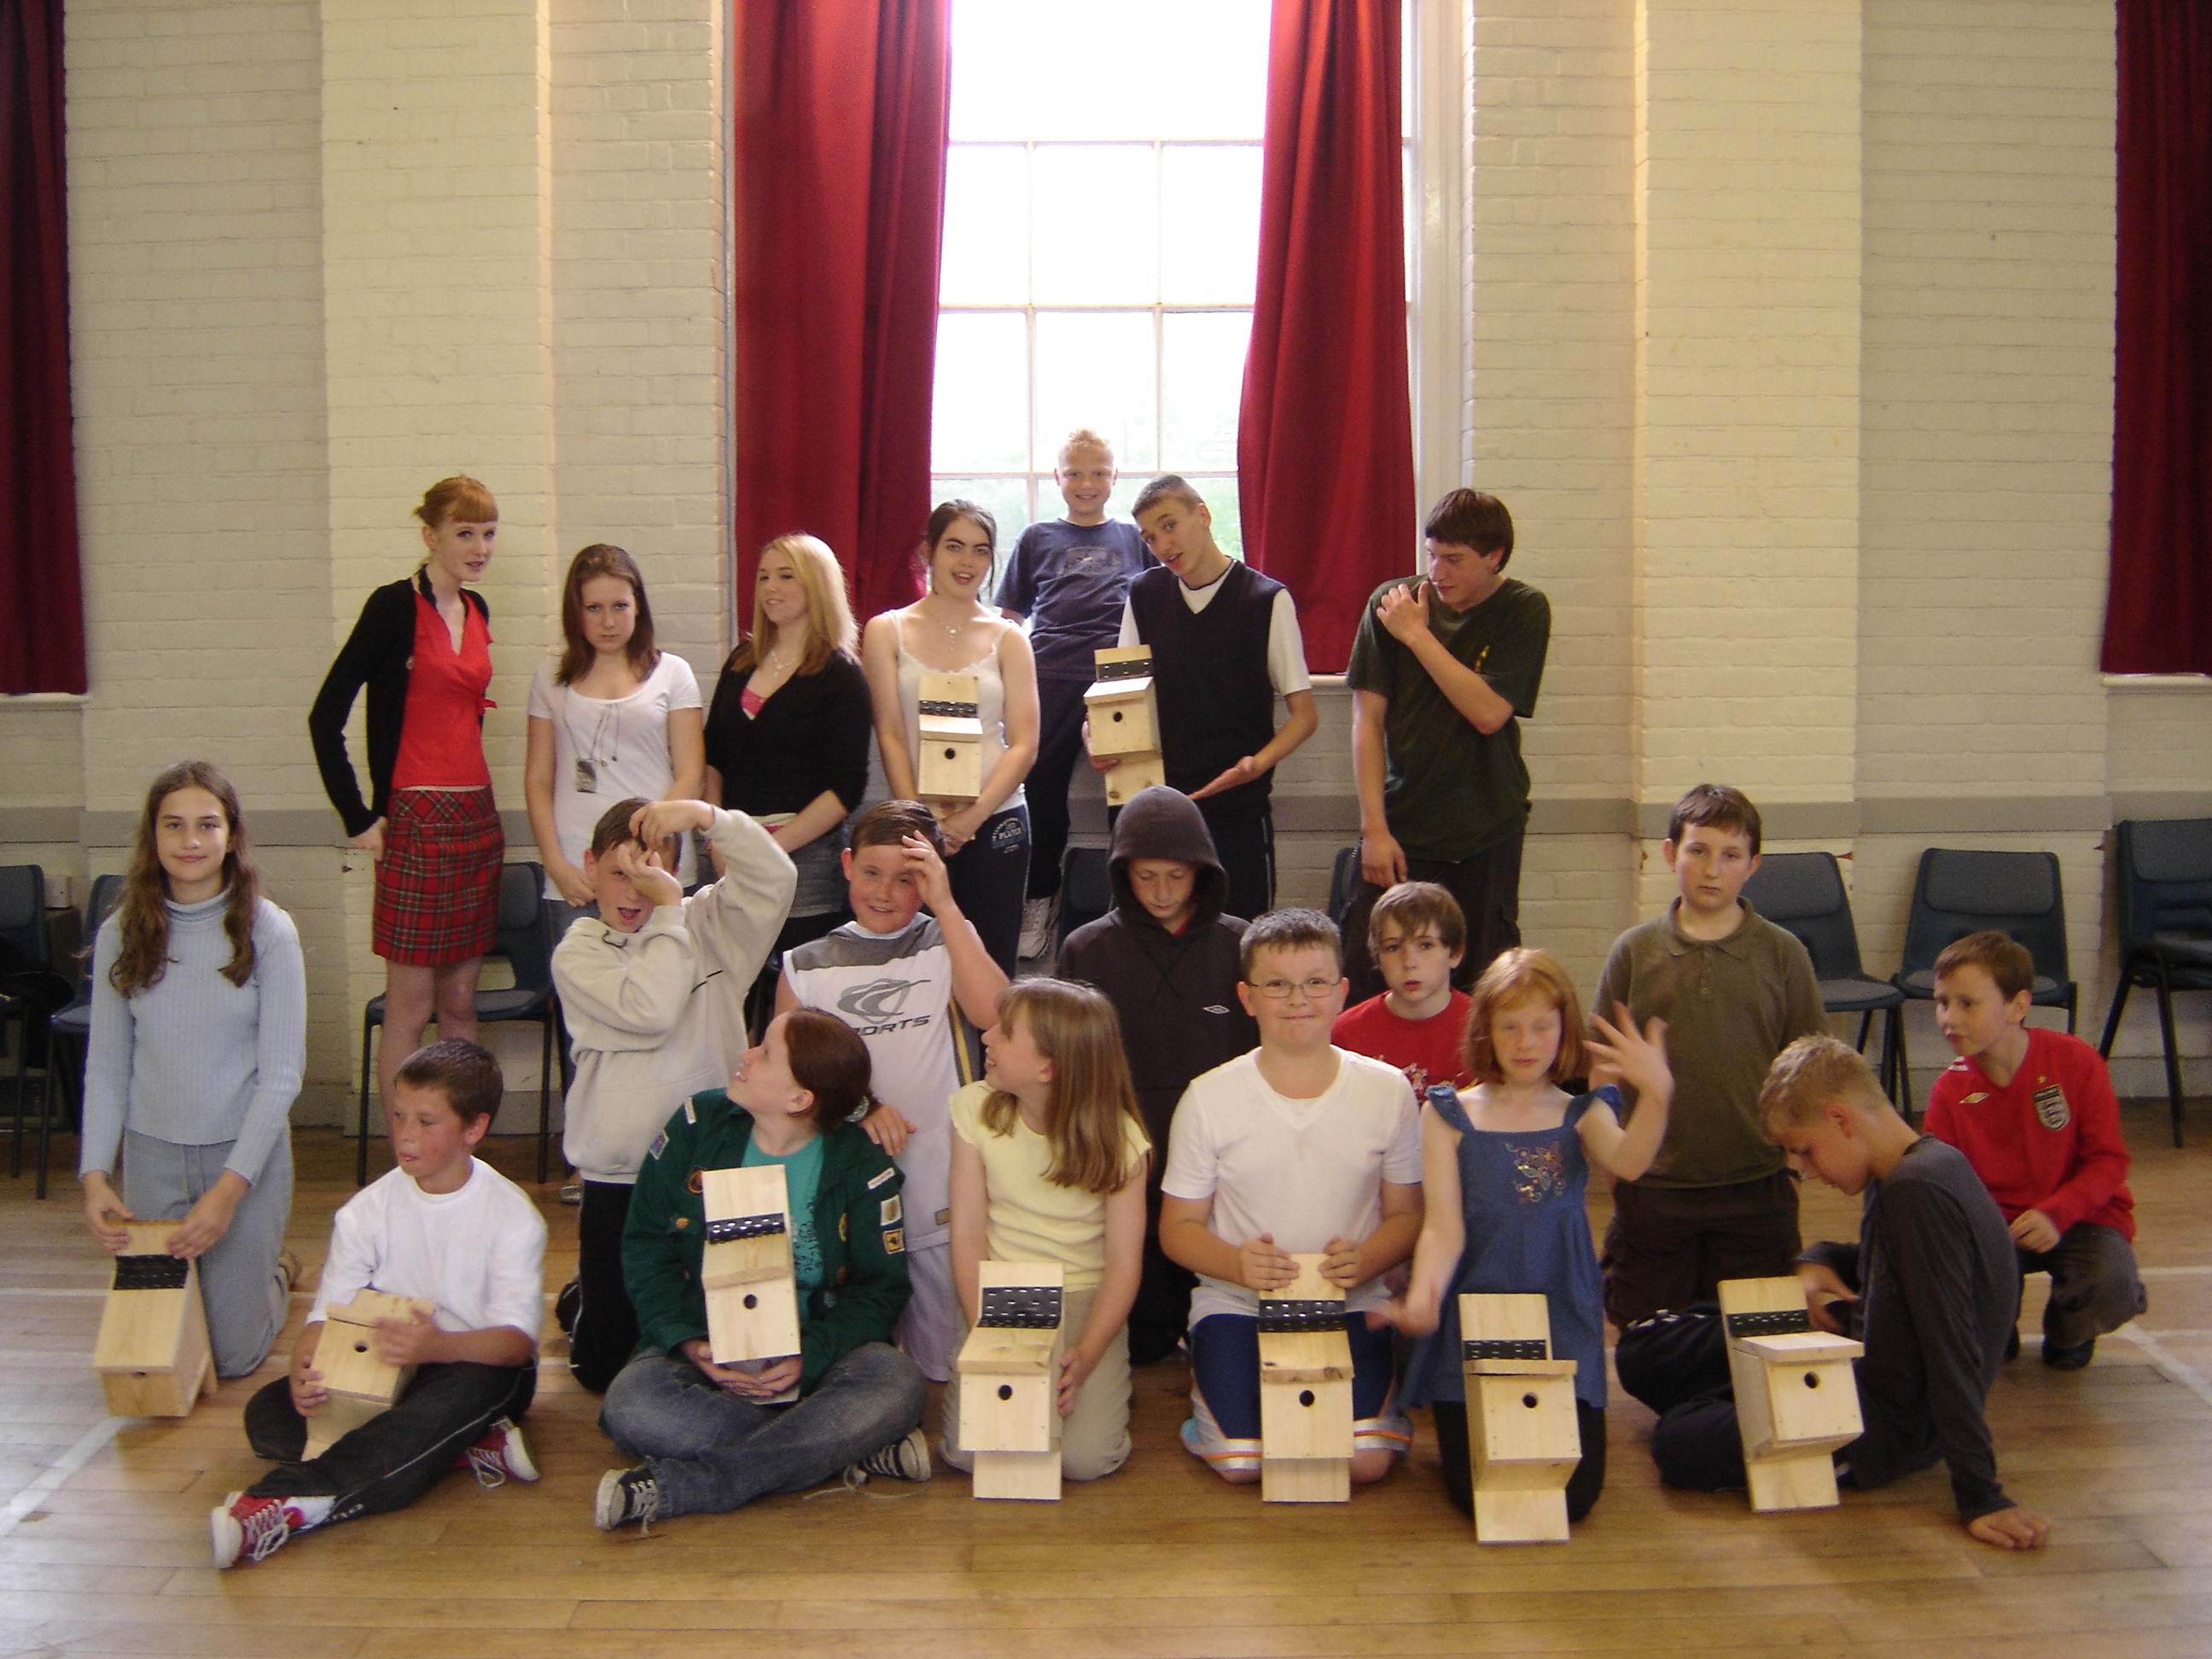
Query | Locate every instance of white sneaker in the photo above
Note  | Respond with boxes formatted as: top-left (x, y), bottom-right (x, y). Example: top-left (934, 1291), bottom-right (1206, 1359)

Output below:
top-left (1018, 894), bottom-right (1058, 961)
top-left (845, 1425), bottom-right (932, 1486)
top-left (458, 1417), bottom-right (538, 1487)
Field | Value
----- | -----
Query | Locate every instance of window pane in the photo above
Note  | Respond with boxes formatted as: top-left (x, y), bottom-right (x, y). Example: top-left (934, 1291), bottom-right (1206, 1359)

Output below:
top-left (1033, 311), bottom-right (1155, 473)
top-left (1179, 476), bottom-right (1243, 563)
top-left (932, 311), bottom-right (1029, 473)
top-left (949, 0), bottom-right (1268, 141)
top-left (1161, 145), bottom-right (1261, 304)
top-left (1161, 310), bottom-right (1249, 473)
top-left (941, 147), bottom-right (1029, 305)
top-left (1033, 146), bottom-right (1156, 305)
top-left (930, 474), bottom-right (1033, 602)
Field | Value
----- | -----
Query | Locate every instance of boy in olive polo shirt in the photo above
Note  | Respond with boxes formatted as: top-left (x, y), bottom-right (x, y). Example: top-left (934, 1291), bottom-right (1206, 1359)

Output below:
top-left (1343, 489), bottom-right (1550, 1004)
top-left (1593, 783), bottom-right (1825, 1326)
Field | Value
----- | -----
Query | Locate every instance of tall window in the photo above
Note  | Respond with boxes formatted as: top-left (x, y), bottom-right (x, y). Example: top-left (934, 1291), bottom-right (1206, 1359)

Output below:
top-left (930, 0), bottom-right (1421, 585)
top-left (930, 0), bottom-right (1273, 566)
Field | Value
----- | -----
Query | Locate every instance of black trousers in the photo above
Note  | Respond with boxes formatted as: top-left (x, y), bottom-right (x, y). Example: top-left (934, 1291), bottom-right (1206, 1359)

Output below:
top-left (1429, 1397), bottom-right (1609, 1523)
top-left (1600, 1170), bottom-right (1801, 1329)
top-left (1341, 828), bottom-right (1527, 1006)
top-left (1025, 677), bottom-right (1092, 901)
top-left (570, 1179), bottom-right (639, 1394)
top-left (244, 1360), bottom-right (535, 1517)
top-left (947, 804), bottom-right (1031, 977)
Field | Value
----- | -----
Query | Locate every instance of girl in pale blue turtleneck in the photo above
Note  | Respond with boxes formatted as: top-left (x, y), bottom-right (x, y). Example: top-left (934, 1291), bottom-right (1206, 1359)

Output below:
top-left (79, 761), bottom-right (306, 1378)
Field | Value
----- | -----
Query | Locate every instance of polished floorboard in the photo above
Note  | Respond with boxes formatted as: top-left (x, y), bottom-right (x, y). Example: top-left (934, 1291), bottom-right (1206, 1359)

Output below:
top-left (3, 1107), bottom-right (2209, 1658)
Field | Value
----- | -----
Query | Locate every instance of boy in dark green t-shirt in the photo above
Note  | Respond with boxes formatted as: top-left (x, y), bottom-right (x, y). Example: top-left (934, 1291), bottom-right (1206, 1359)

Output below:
top-left (1343, 489), bottom-right (1550, 1002)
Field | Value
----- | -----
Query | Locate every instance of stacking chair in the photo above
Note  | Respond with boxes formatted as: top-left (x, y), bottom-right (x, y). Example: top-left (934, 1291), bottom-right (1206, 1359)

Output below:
top-left (33, 874), bottom-right (126, 1199)
top-left (2, 865), bottom-right (63, 1190)
top-left (1743, 853), bottom-right (1910, 1114)
top-left (2098, 818), bottom-right (2212, 1148)
top-left (1894, 848), bottom-right (2077, 1033)
top-left (356, 861), bottom-right (565, 1186)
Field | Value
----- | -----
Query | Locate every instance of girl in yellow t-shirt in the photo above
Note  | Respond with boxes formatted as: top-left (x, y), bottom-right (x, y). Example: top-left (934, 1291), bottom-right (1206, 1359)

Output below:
top-left (944, 978), bottom-right (1150, 1481)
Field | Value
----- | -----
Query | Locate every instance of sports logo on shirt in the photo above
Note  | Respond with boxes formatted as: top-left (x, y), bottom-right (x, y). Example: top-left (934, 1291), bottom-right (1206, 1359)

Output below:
top-left (2033, 1082), bottom-right (2070, 1130)
top-left (836, 977), bottom-right (936, 1036)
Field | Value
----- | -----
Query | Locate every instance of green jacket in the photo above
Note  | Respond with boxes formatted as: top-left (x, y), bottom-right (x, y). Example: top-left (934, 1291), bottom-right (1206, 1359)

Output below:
top-left (621, 1091), bottom-right (911, 1393)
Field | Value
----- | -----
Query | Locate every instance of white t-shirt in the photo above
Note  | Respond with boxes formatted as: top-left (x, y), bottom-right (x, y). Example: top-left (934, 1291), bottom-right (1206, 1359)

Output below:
top-left (1161, 1048), bottom-right (1421, 1324)
top-left (1117, 581), bottom-right (1312, 697)
top-left (527, 653), bottom-right (703, 894)
top-left (783, 915), bottom-right (971, 1254)
top-left (309, 1158), bottom-right (549, 1343)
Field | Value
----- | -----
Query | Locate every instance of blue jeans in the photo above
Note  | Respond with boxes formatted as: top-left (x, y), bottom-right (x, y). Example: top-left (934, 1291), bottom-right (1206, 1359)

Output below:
top-left (600, 1343), bottom-right (925, 1516)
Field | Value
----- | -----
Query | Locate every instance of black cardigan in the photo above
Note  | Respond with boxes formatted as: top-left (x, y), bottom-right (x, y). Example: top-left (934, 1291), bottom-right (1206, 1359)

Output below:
top-left (308, 572), bottom-right (493, 838)
top-left (702, 649), bottom-right (873, 820)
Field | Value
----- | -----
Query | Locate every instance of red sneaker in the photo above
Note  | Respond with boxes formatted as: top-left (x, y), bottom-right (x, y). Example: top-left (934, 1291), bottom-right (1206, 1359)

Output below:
top-left (210, 1492), bottom-right (306, 1569)
top-left (457, 1417), bottom-right (539, 1487)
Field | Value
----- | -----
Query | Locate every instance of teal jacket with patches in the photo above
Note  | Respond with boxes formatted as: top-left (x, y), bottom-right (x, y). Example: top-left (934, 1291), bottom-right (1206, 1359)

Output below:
top-left (621, 1090), bottom-right (911, 1393)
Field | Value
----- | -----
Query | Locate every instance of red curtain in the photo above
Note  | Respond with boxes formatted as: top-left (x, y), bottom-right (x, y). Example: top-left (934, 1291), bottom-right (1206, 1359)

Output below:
top-left (2104, 0), bottom-right (2212, 674)
top-left (0, 0), bottom-right (86, 694)
top-left (1239, 0), bottom-right (1415, 674)
top-left (732, 1), bottom-right (949, 629)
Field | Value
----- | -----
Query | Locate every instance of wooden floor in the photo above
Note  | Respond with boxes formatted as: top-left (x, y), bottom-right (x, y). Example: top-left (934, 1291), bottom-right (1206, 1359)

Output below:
top-left (4, 1109), bottom-right (2210, 1658)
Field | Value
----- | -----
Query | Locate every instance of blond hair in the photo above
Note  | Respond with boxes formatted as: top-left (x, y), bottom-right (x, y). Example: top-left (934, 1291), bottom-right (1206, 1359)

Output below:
top-left (1463, 947), bottom-right (1584, 1086)
top-left (731, 533), bottom-right (859, 678)
top-left (979, 980), bottom-right (1144, 1196)
top-left (1058, 428), bottom-right (1115, 469)
top-left (1757, 1034), bottom-right (1888, 1138)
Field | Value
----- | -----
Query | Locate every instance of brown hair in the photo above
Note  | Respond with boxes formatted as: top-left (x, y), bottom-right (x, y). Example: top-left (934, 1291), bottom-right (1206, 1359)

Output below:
top-left (1132, 474), bottom-right (1206, 519)
top-left (556, 544), bottom-right (660, 685)
top-left (1238, 907), bottom-right (1344, 981)
top-left (917, 500), bottom-right (998, 591)
top-left (728, 533), bottom-right (859, 679)
top-left (1462, 948), bottom-right (1586, 1086)
top-left (1368, 881), bottom-right (1467, 958)
top-left (1423, 489), bottom-right (1515, 564)
top-left (779, 1010), bottom-right (875, 1134)
top-left (109, 761), bottom-right (263, 998)
top-left (1667, 783), bottom-right (1764, 857)
top-left (413, 475), bottom-right (498, 530)
top-left (1757, 1033), bottom-right (1887, 1137)
top-left (585, 796), bottom-right (661, 862)
top-left (395, 1039), bottom-right (503, 1126)
top-left (848, 799), bottom-right (943, 858)
top-left (979, 980), bottom-right (1145, 1196)
top-left (1934, 929), bottom-right (2036, 1002)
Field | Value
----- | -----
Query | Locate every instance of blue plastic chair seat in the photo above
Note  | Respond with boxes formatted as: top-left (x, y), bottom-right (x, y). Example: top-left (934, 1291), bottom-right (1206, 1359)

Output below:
top-left (1898, 969), bottom-right (2069, 1003)
top-left (1815, 976), bottom-right (1904, 1013)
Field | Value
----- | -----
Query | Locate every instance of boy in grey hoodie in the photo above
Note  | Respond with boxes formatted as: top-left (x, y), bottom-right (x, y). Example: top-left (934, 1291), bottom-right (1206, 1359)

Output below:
top-left (1058, 786), bottom-right (1255, 1363)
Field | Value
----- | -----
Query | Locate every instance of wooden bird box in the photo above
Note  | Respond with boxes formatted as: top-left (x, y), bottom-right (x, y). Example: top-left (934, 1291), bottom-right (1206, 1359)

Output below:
top-left (956, 1261), bottom-right (1066, 1500)
top-left (306, 1289), bottom-right (436, 1457)
top-left (1257, 1254), bottom-right (1353, 1504)
top-left (701, 1165), bottom-right (802, 1371)
top-left (917, 671), bottom-right (984, 800)
top-left (1086, 647), bottom-right (1167, 808)
top-left (1457, 1292), bottom-right (1581, 1543)
top-left (91, 1222), bottom-right (216, 1417)
top-left (1718, 1276), bottom-right (1866, 1512)
top-left (1086, 647), bottom-right (1160, 755)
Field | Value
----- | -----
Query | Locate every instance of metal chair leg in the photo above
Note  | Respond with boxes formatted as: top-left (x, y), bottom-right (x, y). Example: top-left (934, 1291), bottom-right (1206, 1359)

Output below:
top-left (2098, 971), bottom-right (2131, 1057)
top-left (358, 1010), bottom-right (375, 1187)
top-left (2156, 966), bottom-right (2184, 1150)
top-left (1890, 1005), bottom-right (1912, 1124)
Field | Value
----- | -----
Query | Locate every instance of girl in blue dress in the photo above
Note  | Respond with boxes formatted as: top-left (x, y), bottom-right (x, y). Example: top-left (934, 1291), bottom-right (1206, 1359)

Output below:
top-left (1381, 947), bottom-right (1673, 1523)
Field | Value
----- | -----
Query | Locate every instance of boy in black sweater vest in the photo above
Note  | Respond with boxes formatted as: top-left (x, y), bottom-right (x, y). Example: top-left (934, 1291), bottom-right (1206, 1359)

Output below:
top-left (1059, 785), bottom-right (1256, 1364)
top-left (1094, 475), bottom-right (1317, 923)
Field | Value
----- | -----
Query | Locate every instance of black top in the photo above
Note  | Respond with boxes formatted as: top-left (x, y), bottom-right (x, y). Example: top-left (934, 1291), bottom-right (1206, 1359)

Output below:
top-left (1057, 786), bottom-right (1254, 1150)
top-left (702, 649), bottom-right (873, 819)
top-left (308, 572), bottom-right (493, 838)
top-left (1125, 560), bottom-right (1284, 824)
top-left (1802, 1135), bottom-right (2020, 1520)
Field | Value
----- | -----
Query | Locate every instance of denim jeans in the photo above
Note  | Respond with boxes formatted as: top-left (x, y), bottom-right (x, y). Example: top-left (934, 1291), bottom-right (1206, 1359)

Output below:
top-left (600, 1342), bottom-right (925, 1516)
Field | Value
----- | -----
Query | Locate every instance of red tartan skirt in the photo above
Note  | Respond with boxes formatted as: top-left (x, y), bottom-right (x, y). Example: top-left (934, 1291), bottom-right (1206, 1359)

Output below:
top-left (373, 789), bottom-right (504, 965)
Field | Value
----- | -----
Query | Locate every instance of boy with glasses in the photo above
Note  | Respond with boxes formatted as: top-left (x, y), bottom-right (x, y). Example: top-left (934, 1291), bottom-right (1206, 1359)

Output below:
top-left (1157, 910), bottom-right (1424, 1487)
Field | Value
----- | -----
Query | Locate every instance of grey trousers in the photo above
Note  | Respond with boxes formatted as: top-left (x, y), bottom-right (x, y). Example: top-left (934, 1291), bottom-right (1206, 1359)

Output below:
top-left (122, 1129), bottom-right (292, 1378)
top-left (2023, 1223), bottom-right (2148, 1349)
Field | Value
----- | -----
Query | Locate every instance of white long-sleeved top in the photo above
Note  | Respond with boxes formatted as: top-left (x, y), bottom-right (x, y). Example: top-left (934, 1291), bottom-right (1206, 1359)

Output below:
top-left (79, 893), bottom-right (306, 1185)
top-left (554, 808), bottom-right (796, 1184)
